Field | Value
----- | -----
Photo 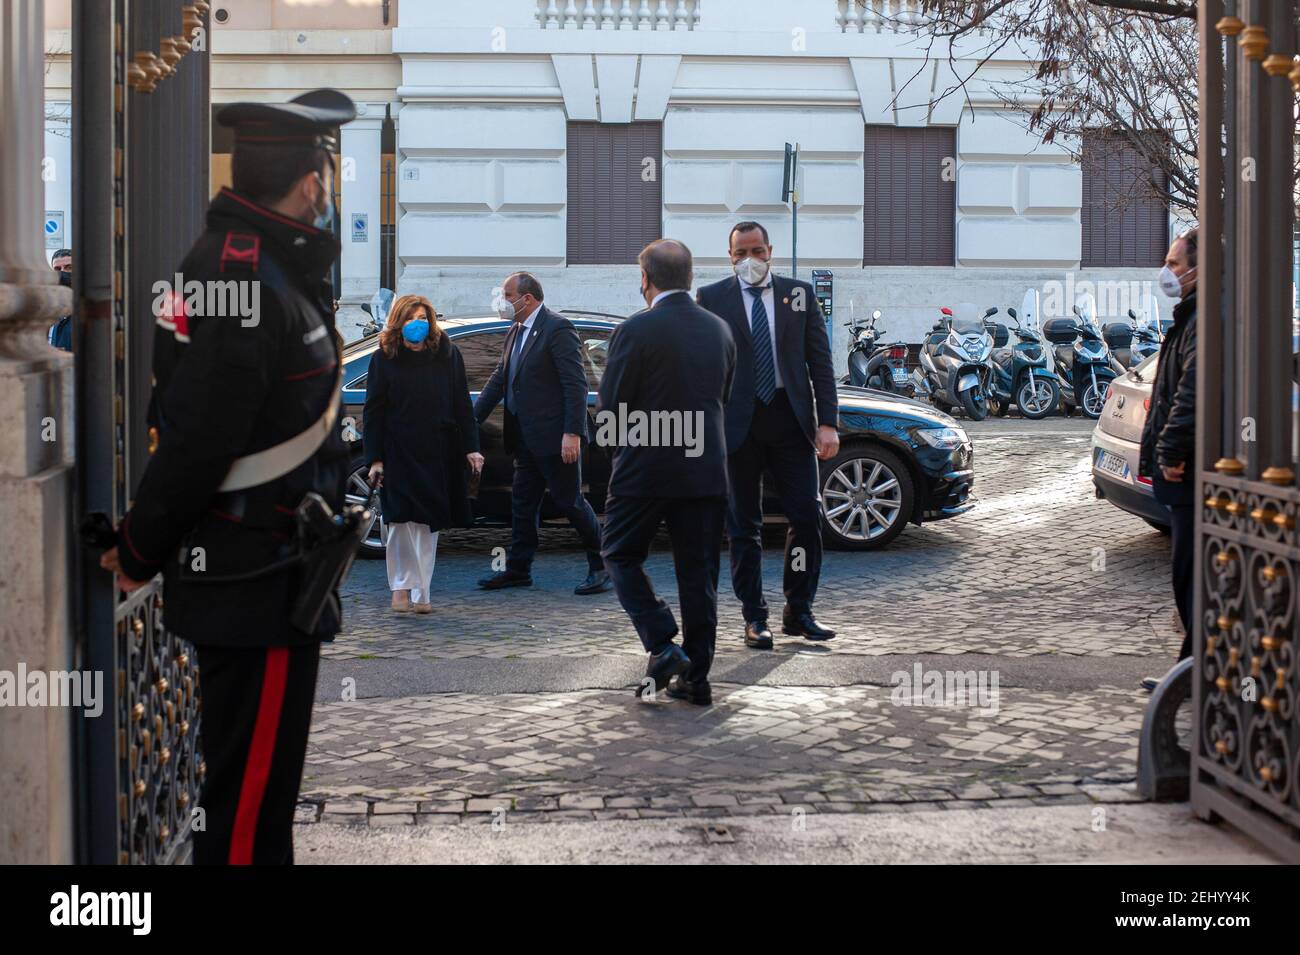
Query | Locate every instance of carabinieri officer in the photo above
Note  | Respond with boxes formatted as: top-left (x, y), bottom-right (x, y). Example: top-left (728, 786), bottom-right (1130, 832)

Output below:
top-left (100, 90), bottom-right (357, 865)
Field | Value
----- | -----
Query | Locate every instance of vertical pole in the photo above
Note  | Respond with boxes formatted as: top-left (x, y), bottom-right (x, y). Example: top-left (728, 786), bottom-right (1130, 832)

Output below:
top-left (73, 0), bottom-right (122, 866)
top-left (1237, 0), bottom-right (1266, 479)
top-left (1259, 0), bottom-right (1295, 484)
top-left (1193, 0), bottom-right (1226, 805)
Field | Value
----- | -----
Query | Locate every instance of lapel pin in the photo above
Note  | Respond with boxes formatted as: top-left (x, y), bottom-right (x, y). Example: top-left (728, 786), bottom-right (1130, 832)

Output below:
top-left (782, 297), bottom-right (789, 304)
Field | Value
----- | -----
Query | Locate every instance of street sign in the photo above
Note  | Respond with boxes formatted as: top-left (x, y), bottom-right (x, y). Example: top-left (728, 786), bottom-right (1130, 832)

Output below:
top-left (44, 210), bottom-right (64, 250)
top-left (351, 212), bottom-right (368, 243)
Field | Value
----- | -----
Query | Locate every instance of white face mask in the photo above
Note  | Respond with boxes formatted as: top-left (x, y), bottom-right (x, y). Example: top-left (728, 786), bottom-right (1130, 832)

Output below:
top-left (734, 256), bottom-right (770, 285)
top-left (1158, 264), bottom-right (1194, 299)
top-left (495, 296), bottom-right (521, 321)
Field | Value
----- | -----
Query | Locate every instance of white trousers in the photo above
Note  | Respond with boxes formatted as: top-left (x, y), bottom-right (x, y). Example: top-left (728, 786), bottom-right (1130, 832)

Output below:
top-left (386, 522), bottom-right (439, 605)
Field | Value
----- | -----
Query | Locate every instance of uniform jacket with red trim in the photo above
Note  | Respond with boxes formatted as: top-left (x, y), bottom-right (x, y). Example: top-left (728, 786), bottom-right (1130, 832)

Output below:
top-left (117, 187), bottom-right (349, 647)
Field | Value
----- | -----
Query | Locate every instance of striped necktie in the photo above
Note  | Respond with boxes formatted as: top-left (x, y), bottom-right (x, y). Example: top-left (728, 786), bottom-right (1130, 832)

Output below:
top-left (747, 286), bottom-right (776, 404)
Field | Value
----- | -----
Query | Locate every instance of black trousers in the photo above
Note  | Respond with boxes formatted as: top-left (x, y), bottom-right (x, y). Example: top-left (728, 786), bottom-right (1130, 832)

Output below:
top-left (602, 494), bottom-right (726, 682)
top-left (726, 390), bottom-right (823, 621)
top-left (192, 641), bottom-right (320, 865)
top-left (508, 439), bottom-right (603, 575)
top-left (1169, 502), bottom-right (1195, 661)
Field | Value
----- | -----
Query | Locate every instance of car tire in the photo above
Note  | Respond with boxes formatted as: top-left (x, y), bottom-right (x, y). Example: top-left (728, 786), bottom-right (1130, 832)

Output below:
top-left (346, 458), bottom-right (387, 558)
top-left (819, 444), bottom-right (914, 551)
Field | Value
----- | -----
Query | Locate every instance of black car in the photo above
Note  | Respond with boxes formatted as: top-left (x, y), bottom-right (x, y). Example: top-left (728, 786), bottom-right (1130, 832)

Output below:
top-left (340, 312), bottom-right (975, 555)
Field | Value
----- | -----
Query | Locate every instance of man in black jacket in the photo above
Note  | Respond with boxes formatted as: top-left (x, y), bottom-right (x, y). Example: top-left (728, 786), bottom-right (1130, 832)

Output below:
top-left (99, 91), bottom-right (356, 863)
top-left (599, 239), bottom-right (737, 704)
top-left (696, 221), bottom-right (840, 649)
top-left (474, 272), bottom-right (610, 595)
top-left (1139, 228), bottom-right (1199, 673)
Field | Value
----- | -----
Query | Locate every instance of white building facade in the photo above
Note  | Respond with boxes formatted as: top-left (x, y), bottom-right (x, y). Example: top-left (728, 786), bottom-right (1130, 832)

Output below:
top-left (45, 0), bottom-right (1178, 359)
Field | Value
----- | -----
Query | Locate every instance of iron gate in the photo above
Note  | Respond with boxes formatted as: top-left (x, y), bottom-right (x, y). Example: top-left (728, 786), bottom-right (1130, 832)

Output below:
top-left (73, 0), bottom-right (210, 865)
top-left (1191, 0), bottom-right (1300, 861)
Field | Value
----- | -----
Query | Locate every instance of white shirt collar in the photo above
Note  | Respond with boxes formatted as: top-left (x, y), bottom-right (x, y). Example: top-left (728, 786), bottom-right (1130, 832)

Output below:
top-left (651, 289), bottom-right (688, 308)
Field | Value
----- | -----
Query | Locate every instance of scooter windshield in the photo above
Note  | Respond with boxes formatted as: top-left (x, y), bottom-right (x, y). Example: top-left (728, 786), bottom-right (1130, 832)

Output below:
top-left (951, 316), bottom-right (985, 335)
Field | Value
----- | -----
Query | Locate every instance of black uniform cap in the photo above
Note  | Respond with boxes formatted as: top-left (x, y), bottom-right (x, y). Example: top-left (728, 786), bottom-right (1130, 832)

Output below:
top-left (217, 89), bottom-right (357, 150)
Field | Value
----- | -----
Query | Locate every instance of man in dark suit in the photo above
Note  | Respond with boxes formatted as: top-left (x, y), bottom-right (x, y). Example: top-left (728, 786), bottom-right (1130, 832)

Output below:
top-left (696, 220), bottom-right (840, 649)
top-left (599, 239), bottom-right (736, 705)
top-left (474, 272), bottom-right (611, 595)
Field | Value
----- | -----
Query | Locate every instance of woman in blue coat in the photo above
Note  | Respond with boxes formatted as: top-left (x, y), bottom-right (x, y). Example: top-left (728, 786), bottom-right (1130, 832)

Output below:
top-left (363, 295), bottom-right (482, 612)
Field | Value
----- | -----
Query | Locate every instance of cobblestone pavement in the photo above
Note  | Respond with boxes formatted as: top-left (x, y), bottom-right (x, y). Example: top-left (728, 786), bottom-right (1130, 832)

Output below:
top-left (300, 418), bottom-right (1185, 832)
top-left (328, 419), bottom-right (1178, 661)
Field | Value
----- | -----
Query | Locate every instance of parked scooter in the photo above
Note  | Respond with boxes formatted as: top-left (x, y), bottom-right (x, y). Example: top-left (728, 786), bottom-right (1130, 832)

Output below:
top-left (986, 289), bottom-right (1062, 419)
top-left (913, 302), bottom-right (995, 420)
top-left (358, 287), bottom-right (394, 338)
top-left (1043, 294), bottom-right (1123, 418)
top-left (1104, 301), bottom-right (1163, 369)
top-left (844, 308), bottom-right (913, 396)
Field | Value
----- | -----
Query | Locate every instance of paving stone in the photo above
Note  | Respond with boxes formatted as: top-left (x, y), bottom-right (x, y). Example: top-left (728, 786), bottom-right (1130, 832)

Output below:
top-left (299, 422), bottom-right (1172, 832)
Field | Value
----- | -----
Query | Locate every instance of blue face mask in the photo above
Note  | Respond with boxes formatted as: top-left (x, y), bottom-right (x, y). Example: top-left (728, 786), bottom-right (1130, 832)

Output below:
top-left (312, 174), bottom-right (335, 232)
top-left (402, 318), bottom-right (430, 344)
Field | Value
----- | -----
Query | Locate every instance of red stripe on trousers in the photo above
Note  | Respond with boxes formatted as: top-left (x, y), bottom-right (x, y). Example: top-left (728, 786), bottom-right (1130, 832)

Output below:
top-left (228, 647), bottom-right (289, 865)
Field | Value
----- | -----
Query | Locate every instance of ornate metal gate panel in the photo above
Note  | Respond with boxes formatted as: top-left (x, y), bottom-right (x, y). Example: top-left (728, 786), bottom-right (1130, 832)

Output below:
top-left (1192, 0), bottom-right (1300, 861)
top-left (73, 0), bottom-right (210, 864)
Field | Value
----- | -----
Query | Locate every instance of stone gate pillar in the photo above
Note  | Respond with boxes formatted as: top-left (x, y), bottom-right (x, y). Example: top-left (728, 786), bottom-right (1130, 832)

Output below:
top-left (0, 0), bottom-right (77, 864)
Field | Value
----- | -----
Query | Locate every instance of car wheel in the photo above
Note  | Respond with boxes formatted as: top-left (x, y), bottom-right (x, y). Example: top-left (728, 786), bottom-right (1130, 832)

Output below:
top-left (1017, 376), bottom-right (1060, 420)
top-left (819, 444), bottom-right (914, 551)
top-left (345, 460), bottom-right (387, 558)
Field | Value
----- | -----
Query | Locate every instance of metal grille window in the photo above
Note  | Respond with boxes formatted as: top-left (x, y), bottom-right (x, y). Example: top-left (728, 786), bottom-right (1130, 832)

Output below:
top-left (1080, 131), bottom-right (1169, 268)
top-left (862, 125), bottom-right (956, 266)
top-left (567, 122), bottom-right (662, 265)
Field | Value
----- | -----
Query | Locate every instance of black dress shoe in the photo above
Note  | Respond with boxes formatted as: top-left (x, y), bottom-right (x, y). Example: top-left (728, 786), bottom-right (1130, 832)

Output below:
top-left (1140, 676), bottom-right (1160, 693)
top-left (574, 569), bottom-right (613, 595)
top-left (643, 644), bottom-right (691, 693)
top-left (744, 620), bottom-right (774, 650)
top-left (666, 675), bottom-right (713, 706)
top-left (477, 569), bottom-right (533, 590)
top-left (782, 610), bottom-right (836, 641)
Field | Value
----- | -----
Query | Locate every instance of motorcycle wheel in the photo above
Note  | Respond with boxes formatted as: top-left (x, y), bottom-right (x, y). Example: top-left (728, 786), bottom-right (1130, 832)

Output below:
top-left (1079, 380), bottom-right (1110, 419)
top-left (988, 394), bottom-right (1009, 417)
top-left (1017, 377), bottom-right (1060, 420)
top-left (959, 388), bottom-right (989, 421)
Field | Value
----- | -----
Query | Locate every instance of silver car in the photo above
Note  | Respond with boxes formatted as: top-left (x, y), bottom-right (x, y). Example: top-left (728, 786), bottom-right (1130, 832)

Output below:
top-left (1091, 354), bottom-right (1170, 531)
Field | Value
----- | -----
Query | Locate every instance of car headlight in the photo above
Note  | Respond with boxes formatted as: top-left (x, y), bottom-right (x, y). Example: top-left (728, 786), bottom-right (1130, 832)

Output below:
top-left (915, 426), bottom-right (968, 449)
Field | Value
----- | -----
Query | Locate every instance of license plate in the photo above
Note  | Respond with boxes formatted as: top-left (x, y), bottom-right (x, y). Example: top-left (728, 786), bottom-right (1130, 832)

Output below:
top-left (1095, 448), bottom-right (1129, 480)
top-left (891, 366), bottom-right (909, 383)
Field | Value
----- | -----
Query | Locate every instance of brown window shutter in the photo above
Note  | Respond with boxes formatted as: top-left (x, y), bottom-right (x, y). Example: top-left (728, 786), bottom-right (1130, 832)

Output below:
top-left (567, 122), bottom-right (663, 265)
top-left (863, 125), bottom-right (955, 266)
top-left (1081, 131), bottom-right (1168, 267)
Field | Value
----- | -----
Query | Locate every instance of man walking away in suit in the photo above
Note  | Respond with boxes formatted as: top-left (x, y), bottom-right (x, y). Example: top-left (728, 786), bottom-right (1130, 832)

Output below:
top-left (697, 220), bottom-right (840, 649)
top-left (599, 240), bottom-right (737, 705)
top-left (474, 272), bottom-right (611, 595)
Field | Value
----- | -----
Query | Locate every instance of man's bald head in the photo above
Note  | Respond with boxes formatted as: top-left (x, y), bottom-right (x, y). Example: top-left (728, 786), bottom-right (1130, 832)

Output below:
top-left (638, 239), bottom-right (693, 297)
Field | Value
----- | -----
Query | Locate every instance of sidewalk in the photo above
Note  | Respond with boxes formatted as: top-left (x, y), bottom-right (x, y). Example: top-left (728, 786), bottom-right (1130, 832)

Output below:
top-left (295, 802), bottom-right (1280, 864)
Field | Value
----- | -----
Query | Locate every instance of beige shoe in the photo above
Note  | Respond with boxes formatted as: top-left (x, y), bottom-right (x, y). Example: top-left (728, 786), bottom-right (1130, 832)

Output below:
top-left (391, 590), bottom-right (412, 613)
top-left (412, 602), bottom-right (432, 614)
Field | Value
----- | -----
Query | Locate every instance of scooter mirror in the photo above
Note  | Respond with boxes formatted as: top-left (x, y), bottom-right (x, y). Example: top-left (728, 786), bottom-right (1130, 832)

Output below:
top-left (1007, 307), bottom-right (1017, 320)
top-left (984, 307), bottom-right (998, 318)
top-left (940, 307), bottom-right (953, 317)
top-left (872, 309), bottom-right (882, 320)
